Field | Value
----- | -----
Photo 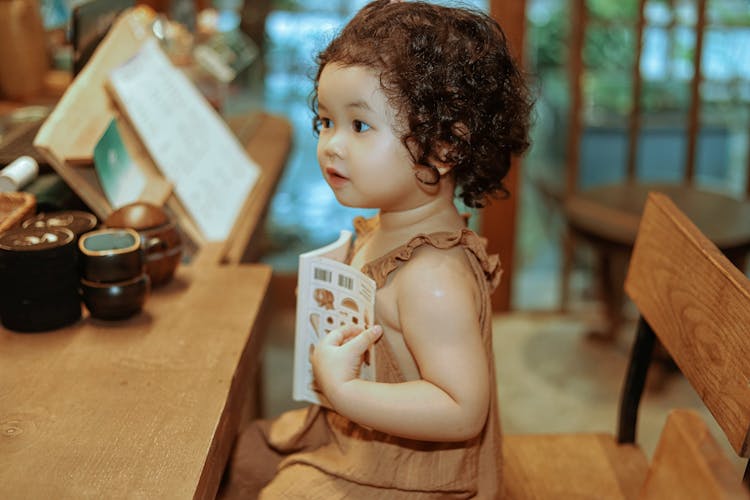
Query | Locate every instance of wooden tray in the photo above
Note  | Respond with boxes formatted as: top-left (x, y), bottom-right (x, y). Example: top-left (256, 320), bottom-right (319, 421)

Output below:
top-left (0, 191), bottom-right (35, 234)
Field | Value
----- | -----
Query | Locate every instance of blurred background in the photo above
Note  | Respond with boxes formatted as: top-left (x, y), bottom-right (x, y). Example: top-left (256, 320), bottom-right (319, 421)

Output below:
top-left (223, 0), bottom-right (750, 311)
top-left (19, 0), bottom-right (750, 313)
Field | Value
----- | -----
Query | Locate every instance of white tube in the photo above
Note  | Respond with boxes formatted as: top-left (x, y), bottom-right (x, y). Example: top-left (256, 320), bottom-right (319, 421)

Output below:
top-left (0, 155), bottom-right (39, 192)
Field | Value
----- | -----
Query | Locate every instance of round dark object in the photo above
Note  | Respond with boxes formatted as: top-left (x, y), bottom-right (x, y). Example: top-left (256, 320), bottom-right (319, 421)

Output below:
top-left (22, 210), bottom-right (98, 240)
top-left (80, 272), bottom-right (150, 320)
top-left (78, 228), bottom-right (144, 283)
top-left (0, 293), bottom-right (81, 333)
top-left (104, 202), bottom-right (168, 230)
top-left (0, 226), bottom-right (76, 265)
top-left (0, 226), bottom-right (81, 332)
top-left (105, 203), bottom-right (182, 287)
top-left (139, 221), bottom-right (183, 287)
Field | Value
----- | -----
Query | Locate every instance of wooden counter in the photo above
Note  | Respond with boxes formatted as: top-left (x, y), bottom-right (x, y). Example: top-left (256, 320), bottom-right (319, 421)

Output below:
top-left (0, 256), bottom-right (271, 499)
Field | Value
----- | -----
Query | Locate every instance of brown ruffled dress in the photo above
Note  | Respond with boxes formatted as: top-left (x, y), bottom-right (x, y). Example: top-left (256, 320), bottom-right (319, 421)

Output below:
top-left (220, 217), bottom-right (503, 499)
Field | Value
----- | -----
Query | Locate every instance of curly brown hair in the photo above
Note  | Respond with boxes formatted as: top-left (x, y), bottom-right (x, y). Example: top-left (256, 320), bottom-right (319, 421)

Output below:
top-left (311, 0), bottom-right (533, 208)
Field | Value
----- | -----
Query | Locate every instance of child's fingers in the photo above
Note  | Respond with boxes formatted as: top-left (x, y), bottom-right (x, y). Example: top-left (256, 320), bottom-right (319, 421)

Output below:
top-left (345, 325), bottom-right (383, 355)
top-left (321, 324), bottom-right (362, 346)
top-left (319, 325), bottom-right (383, 353)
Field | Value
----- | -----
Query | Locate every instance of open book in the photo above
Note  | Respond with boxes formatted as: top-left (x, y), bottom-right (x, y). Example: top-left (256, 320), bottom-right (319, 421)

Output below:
top-left (293, 230), bottom-right (377, 406)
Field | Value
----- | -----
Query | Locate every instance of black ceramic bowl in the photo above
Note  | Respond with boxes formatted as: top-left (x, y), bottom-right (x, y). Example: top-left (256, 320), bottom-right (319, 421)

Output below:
top-left (144, 242), bottom-right (183, 287)
top-left (78, 228), bottom-right (143, 283)
top-left (80, 273), bottom-right (150, 320)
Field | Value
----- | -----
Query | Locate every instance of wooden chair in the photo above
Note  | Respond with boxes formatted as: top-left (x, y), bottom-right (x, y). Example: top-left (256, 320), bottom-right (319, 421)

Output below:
top-left (560, 0), bottom-right (750, 339)
top-left (503, 192), bottom-right (750, 499)
top-left (640, 409), bottom-right (749, 500)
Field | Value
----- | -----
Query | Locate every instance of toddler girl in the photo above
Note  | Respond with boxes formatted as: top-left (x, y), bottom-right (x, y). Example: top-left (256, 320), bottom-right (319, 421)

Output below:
top-left (221, 1), bottom-right (532, 497)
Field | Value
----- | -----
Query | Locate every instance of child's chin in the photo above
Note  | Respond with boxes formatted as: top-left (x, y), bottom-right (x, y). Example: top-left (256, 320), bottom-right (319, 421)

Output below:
top-left (336, 195), bottom-right (362, 208)
top-left (331, 188), bottom-right (358, 208)
top-left (332, 193), bottom-right (363, 209)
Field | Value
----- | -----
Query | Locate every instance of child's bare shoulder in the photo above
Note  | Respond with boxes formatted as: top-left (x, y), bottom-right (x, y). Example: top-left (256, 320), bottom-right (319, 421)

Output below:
top-left (389, 243), bottom-right (482, 335)
top-left (395, 244), bottom-right (478, 300)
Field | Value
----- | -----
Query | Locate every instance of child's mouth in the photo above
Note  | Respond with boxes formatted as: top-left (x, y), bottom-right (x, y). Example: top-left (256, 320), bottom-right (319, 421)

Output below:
top-left (326, 168), bottom-right (349, 186)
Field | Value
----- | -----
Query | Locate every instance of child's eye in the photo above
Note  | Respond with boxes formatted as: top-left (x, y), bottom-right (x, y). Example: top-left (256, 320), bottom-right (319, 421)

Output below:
top-left (314, 116), bottom-right (333, 131)
top-left (352, 120), bottom-right (371, 133)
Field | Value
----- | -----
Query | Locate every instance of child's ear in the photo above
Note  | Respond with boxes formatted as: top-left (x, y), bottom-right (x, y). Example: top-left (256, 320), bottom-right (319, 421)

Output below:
top-left (430, 121), bottom-right (469, 175)
top-left (429, 144), bottom-right (455, 176)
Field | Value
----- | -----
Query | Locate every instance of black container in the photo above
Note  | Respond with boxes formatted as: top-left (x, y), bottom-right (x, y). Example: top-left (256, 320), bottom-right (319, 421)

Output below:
top-left (22, 210), bottom-right (98, 241)
top-left (0, 226), bottom-right (81, 332)
top-left (77, 228), bottom-right (144, 283)
top-left (80, 273), bottom-right (150, 320)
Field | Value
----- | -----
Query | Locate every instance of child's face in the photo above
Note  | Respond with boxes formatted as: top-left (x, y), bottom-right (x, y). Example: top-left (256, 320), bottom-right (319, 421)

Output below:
top-left (316, 63), bottom-right (423, 211)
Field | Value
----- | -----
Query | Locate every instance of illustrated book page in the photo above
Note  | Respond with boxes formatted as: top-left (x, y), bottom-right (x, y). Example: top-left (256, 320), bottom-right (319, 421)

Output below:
top-left (293, 230), bottom-right (377, 406)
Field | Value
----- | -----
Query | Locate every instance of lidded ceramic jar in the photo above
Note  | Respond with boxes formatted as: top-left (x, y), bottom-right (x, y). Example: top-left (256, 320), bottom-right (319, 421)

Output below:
top-left (104, 202), bottom-right (183, 287)
top-left (0, 226), bottom-right (81, 331)
top-left (22, 210), bottom-right (98, 242)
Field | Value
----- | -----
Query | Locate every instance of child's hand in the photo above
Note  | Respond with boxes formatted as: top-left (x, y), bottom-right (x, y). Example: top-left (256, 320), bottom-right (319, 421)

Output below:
top-left (311, 324), bottom-right (383, 404)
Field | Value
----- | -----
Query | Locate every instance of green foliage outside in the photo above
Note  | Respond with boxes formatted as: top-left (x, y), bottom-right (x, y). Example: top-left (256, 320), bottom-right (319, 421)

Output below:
top-left (528, 0), bottom-right (750, 117)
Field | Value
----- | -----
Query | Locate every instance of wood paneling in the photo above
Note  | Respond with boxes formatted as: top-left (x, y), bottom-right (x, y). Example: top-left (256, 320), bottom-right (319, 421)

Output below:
top-left (485, 0), bottom-right (527, 311)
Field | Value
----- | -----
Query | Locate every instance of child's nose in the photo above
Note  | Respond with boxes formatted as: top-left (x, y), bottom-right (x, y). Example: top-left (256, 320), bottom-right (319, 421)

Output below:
top-left (322, 132), bottom-right (345, 159)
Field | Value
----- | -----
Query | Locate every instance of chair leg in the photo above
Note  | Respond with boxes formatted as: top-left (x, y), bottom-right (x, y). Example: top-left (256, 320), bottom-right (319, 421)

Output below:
top-left (617, 316), bottom-right (655, 444)
top-left (560, 225), bottom-right (575, 312)
top-left (727, 249), bottom-right (748, 276)
top-left (592, 249), bottom-right (629, 341)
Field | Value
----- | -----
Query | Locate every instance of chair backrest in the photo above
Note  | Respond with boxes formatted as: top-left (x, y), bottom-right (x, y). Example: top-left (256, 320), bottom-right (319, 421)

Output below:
top-left (640, 409), bottom-right (750, 499)
top-left (624, 192), bottom-right (750, 458)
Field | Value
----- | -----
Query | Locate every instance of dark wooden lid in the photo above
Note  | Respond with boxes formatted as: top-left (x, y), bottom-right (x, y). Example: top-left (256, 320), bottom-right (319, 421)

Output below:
top-left (105, 202), bottom-right (169, 231)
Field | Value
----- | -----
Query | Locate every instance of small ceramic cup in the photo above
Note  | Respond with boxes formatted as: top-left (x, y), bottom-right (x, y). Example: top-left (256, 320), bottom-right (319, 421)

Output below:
top-left (78, 228), bottom-right (143, 283)
top-left (80, 273), bottom-right (150, 320)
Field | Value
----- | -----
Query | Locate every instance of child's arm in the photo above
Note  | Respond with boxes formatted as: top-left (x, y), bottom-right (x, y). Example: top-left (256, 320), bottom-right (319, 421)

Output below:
top-left (311, 250), bottom-right (489, 442)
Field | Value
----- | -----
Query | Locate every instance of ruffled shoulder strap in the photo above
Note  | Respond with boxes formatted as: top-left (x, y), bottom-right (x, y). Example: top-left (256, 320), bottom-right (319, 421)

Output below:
top-left (352, 215), bottom-right (379, 257)
top-left (361, 228), bottom-right (502, 292)
top-left (353, 215), bottom-right (379, 238)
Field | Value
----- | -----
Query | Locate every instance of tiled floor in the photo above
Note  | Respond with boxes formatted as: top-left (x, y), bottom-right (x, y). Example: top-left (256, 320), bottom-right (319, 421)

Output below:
top-left (259, 305), bottom-right (746, 474)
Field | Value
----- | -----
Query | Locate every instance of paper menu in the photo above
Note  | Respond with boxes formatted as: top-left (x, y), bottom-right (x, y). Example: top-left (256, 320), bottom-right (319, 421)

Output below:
top-left (293, 230), bottom-right (377, 406)
top-left (107, 38), bottom-right (260, 241)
